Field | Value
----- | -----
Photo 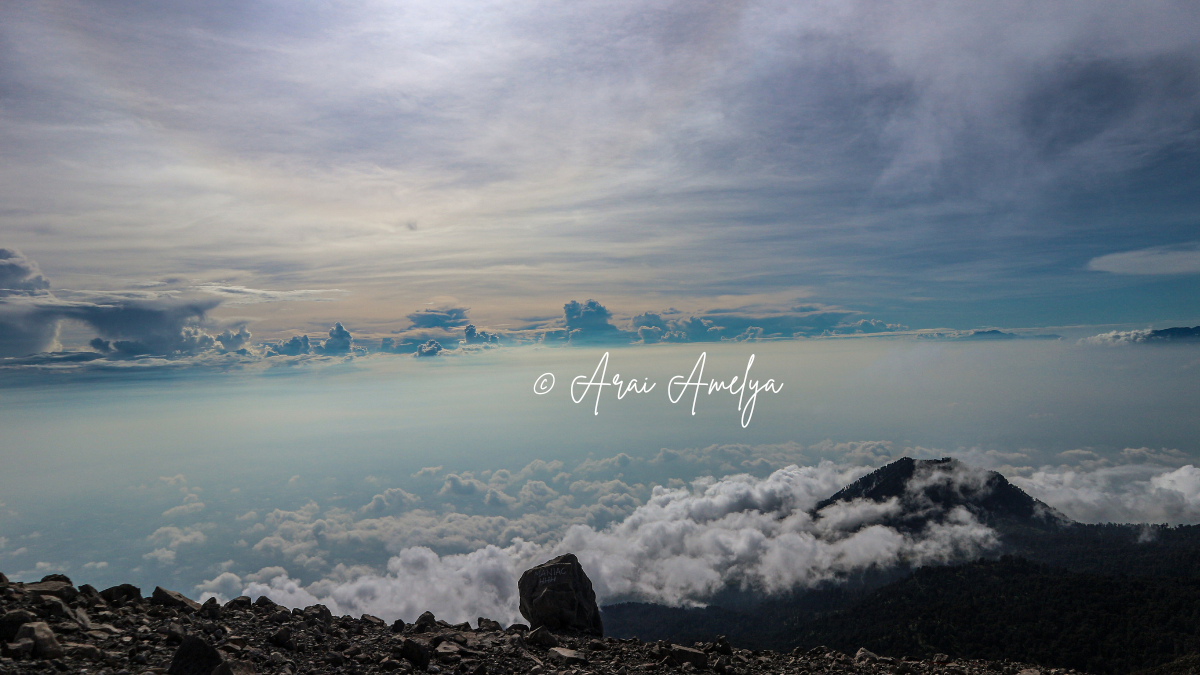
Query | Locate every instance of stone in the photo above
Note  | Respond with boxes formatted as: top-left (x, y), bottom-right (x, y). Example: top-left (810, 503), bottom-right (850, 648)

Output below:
top-left (668, 645), bottom-right (708, 669)
top-left (40, 573), bottom-right (72, 584)
top-left (65, 642), bottom-right (104, 661)
top-left (99, 583), bottom-right (142, 607)
top-left (362, 613), bottom-right (385, 627)
top-left (0, 571), bottom-right (9, 585)
top-left (201, 597), bottom-right (222, 620)
top-left (414, 610), bottom-right (438, 632)
top-left (548, 647), bottom-right (588, 665)
top-left (517, 553), bottom-right (603, 636)
top-left (212, 661), bottom-right (257, 675)
top-left (392, 619), bottom-right (407, 633)
top-left (526, 626), bottom-right (559, 648)
top-left (153, 586), bottom-right (203, 612)
top-left (856, 647), bottom-right (880, 663)
top-left (477, 617), bottom-right (503, 632)
top-left (15, 621), bottom-right (63, 659)
top-left (269, 626), bottom-right (294, 650)
top-left (253, 596), bottom-right (277, 610)
top-left (399, 638), bottom-right (432, 670)
top-left (169, 635), bottom-right (231, 675)
top-left (225, 596), bottom-right (252, 610)
top-left (1, 609), bottom-right (37, 642)
top-left (2, 637), bottom-right (34, 659)
top-left (23, 580), bottom-right (79, 602)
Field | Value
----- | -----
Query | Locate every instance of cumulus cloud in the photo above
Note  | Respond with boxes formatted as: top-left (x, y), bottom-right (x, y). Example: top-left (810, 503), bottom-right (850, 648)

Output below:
top-left (1013, 463), bottom-right (1200, 524)
top-left (318, 322), bottom-right (355, 355)
top-left (0, 249), bottom-right (50, 296)
top-left (266, 334), bottom-right (312, 356)
top-left (415, 339), bottom-right (444, 357)
top-left (462, 324), bottom-right (499, 345)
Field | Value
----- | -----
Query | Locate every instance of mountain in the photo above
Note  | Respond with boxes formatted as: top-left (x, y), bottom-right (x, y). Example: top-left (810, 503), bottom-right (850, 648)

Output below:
top-left (812, 457), bottom-right (1071, 532)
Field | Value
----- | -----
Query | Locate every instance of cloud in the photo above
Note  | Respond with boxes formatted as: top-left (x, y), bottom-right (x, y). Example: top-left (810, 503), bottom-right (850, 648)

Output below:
top-left (0, 249), bottom-right (50, 297)
top-left (195, 571), bottom-right (244, 603)
top-left (82, 561), bottom-right (108, 570)
top-left (245, 463), bottom-right (996, 624)
top-left (1079, 326), bottom-right (1200, 345)
top-left (462, 324), bottom-right (500, 345)
top-left (415, 339), bottom-right (444, 357)
top-left (408, 308), bottom-right (470, 329)
top-left (143, 548), bottom-right (177, 565)
top-left (412, 466), bottom-right (444, 479)
top-left (318, 322), bottom-right (354, 355)
top-left (191, 285), bottom-right (347, 304)
top-left (1013, 463), bottom-right (1200, 524)
top-left (162, 501), bottom-right (206, 518)
top-left (1088, 244), bottom-right (1200, 275)
top-left (266, 334), bottom-right (312, 356)
top-left (360, 488), bottom-right (421, 514)
top-left (148, 525), bottom-right (208, 548)
top-left (216, 327), bottom-right (252, 352)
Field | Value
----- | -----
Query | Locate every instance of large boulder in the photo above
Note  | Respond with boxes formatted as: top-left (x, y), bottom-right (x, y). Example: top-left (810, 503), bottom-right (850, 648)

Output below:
top-left (100, 583), bottom-right (142, 607)
top-left (15, 621), bottom-right (63, 659)
top-left (168, 634), bottom-right (255, 675)
top-left (153, 586), bottom-right (202, 612)
top-left (517, 553), bottom-right (603, 636)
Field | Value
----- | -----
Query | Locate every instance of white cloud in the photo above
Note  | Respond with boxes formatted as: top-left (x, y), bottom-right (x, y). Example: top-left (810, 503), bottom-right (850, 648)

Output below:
top-left (1088, 244), bottom-right (1200, 275)
top-left (1013, 464), bottom-right (1200, 524)
top-left (143, 548), bottom-right (177, 565)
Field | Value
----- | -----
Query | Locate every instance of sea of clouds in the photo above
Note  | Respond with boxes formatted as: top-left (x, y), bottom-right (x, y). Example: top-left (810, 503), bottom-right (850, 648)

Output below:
top-left (135, 442), bottom-right (1200, 627)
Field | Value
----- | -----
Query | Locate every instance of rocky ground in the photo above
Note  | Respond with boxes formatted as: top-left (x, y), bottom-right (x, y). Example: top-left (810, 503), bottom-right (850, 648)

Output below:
top-left (2, 571), bottom-right (1088, 675)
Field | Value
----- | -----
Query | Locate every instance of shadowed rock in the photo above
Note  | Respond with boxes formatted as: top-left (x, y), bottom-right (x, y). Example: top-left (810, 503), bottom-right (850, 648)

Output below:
top-left (518, 553), bottom-right (603, 636)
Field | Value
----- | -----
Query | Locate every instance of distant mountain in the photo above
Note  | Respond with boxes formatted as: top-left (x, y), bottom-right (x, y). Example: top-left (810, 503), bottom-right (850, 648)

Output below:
top-left (813, 457), bottom-right (1071, 532)
top-left (605, 459), bottom-right (1200, 674)
top-left (1142, 326), bottom-right (1200, 343)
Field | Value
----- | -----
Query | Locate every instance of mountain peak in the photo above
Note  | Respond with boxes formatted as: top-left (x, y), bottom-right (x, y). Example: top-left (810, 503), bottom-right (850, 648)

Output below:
top-left (814, 457), bottom-right (1070, 530)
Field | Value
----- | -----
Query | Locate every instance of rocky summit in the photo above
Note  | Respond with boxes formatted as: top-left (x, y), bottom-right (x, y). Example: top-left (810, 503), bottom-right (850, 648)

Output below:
top-left (0, 569), bottom-right (1086, 675)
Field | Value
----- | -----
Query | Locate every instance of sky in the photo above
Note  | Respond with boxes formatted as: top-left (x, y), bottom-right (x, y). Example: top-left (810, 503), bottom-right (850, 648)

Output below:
top-left (2, 0), bottom-right (1200, 625)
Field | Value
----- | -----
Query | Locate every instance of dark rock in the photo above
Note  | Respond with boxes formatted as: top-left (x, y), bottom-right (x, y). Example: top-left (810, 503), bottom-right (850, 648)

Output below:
top-left (153, 586), bottom-right (202, 612)
top-left (212, 661), bottom-right (257, 675)
top-left (303, 604), bottom-right (332, 626)
top-left (362, 613), bottom-right (385, 627)
top-left (548, 647), bottom-right (588, 665)
top-left (64, 641), bottom-right (103, 661)
top-left (168, 635), bottom-right (223, 674)
top-left (391, 619), bottom-right (407, 633)
top-left (15, 621), bottom-right (63, 659)
top-left (39, 574), bottom-right (72, 585)
top-left (99, 583), bottom-right (142, 607)
top-left (1, 609), bottom-right (36, 642)
top-left (668, 645), bottom-right (708, 669)
top-left (526, 626), bottom-right (559, 648)
top-left (225, 595), bottom-right (252, 610)
top-left (477, 617), bottom-right (503, 632)
top-left (518, 553), bottom-right (603, 636)
top-left (506, 623), bottom-right (529, 633)
top-left (23, 580), bottom-right (78, 602)
top-left (398, 637), bottom-right (432, 670)
top-left (200, 597), bottom-right (222, 620)
top-left (269, 609), bottom-right (291, 623)
top-left (414, 611), bottom-right (438, 632)
top-left (253, 596), bottom-right (277, 610)
top-left (269, 626), bottom-right (294, 650)
top-left (0, 571), bottom-right (9, 585)
top-left (3, 637), bottom-right (34, 659)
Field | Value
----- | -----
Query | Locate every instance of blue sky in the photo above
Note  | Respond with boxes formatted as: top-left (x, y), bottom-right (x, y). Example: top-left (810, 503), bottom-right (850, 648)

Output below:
top-left (2, 0), bottom-right (1200, 622)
